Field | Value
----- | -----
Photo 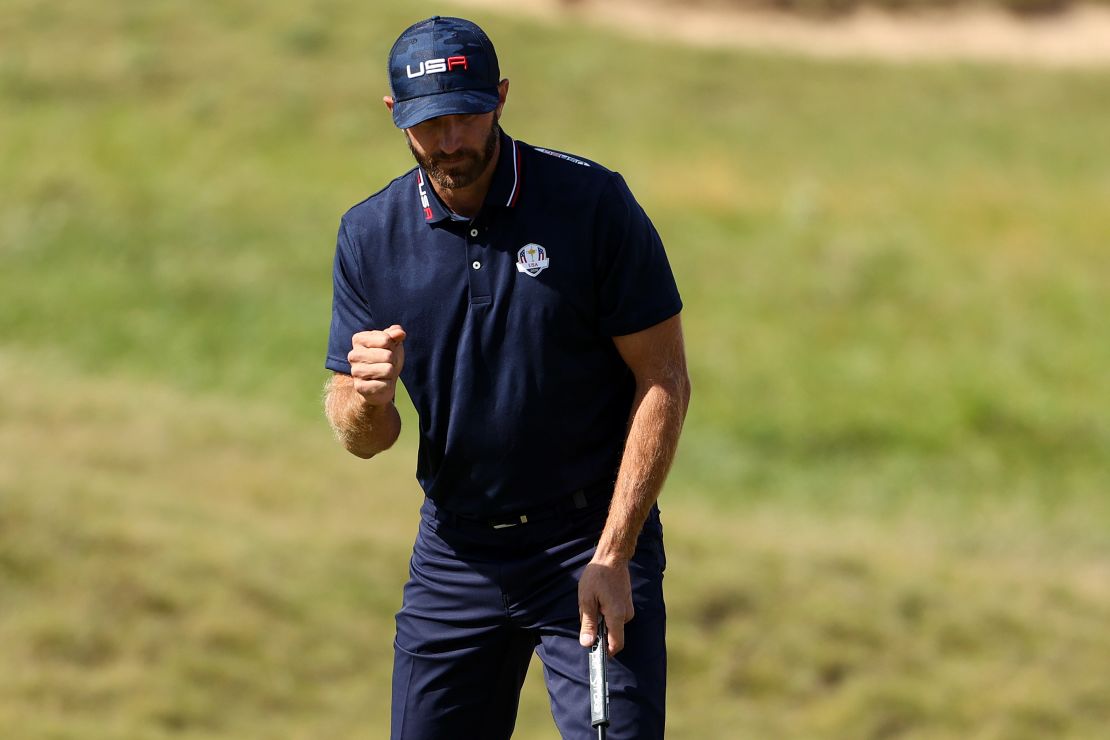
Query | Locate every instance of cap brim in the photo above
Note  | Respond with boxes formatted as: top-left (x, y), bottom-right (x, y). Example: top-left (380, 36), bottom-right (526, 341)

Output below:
top-left (392, 88), bottom-right (499, 129)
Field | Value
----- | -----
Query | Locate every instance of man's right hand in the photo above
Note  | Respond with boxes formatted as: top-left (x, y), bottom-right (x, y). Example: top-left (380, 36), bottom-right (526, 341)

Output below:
top-left (348, 325), bottom-right (406, 406)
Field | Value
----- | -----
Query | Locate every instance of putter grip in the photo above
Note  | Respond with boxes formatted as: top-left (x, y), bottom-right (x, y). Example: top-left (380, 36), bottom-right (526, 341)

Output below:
top-left (589, 617), bottom-right (609, 728)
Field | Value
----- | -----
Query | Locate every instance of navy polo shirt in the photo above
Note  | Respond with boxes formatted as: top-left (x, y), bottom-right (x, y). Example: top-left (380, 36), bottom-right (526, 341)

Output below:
top-left (326, 130), bottom-right (682, 515)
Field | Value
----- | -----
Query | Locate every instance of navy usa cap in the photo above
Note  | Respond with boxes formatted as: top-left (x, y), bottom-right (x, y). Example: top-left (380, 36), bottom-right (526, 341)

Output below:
top-left (388, 16), bottom-right (501, 130)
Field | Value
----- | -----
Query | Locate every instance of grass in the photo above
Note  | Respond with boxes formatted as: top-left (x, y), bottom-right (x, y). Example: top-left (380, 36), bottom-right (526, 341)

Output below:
top-left (2, 0), bottom-right (1109, 737)
top-left (0, 350), bottom-right (412, 739)
top-left (3, 350), bottom-right (1108, 739)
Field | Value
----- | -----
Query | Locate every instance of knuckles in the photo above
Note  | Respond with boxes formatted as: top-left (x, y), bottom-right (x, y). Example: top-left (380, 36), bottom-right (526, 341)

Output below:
top-left (350, 363), bottom-right (400, 381)
top-left (348, 348), bottom-right (396, 365)
top-left (348, 333), bottom-right (405, 384)
top-left (351, 330), bottom-right (387, 347)
top-left (352, 330), bottom-right (403, 350)
top-left (348, 348), bottom-right (401, 372)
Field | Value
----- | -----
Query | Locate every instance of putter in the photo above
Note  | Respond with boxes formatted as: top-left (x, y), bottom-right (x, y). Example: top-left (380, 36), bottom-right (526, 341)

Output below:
top-left (589, 616), bottom-right (610, 740)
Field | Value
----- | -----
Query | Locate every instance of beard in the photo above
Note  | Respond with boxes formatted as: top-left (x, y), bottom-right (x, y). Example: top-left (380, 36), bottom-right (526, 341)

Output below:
top-left (408, 120), bottom-right (500, 190)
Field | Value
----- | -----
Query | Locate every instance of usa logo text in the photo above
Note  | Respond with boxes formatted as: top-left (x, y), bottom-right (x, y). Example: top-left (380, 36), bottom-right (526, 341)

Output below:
top-left (407, 56), bottom-right (468, 78)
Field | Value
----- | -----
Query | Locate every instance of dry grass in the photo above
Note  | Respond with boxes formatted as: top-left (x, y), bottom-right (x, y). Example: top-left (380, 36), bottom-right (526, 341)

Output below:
top-left (3, 350), bottom-right (1109, 739)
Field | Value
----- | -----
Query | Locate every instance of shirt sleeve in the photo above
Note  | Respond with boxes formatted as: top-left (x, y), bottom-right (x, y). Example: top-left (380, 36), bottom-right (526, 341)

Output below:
top-left (325, 217), bottom-right (374, 375)
top-left (593, 173), bottom-right (683, 336)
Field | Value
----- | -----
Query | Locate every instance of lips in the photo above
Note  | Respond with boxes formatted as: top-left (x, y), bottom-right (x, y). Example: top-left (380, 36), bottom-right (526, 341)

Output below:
top-left (435, 152), bottom-right (477, 167)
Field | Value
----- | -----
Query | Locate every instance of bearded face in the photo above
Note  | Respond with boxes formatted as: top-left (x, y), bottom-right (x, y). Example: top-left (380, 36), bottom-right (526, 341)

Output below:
top-left (407, 115), bottom-right (500, 191)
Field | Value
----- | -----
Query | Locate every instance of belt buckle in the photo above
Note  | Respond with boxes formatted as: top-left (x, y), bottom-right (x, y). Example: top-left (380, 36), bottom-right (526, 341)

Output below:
top-left (490, 514), bottom-right (529, 529)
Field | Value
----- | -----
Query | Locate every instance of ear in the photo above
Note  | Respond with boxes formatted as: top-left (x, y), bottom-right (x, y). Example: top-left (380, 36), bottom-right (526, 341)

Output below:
top-left (383, 95), bottom-right (395, 113)
top-left (495, 79), bottom-right (509, 119)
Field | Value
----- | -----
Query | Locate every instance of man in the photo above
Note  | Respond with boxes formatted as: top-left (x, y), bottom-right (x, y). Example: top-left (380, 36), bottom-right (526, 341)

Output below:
top-left (323, 16), bottom-right (689, 739)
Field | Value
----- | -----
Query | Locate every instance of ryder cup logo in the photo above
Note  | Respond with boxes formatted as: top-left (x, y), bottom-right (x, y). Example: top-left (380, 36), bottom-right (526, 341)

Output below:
top-left (516, 244), bottom-right (550, 277)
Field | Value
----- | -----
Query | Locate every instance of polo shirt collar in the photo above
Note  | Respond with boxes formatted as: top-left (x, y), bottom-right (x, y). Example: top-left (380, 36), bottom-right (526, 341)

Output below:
top-left (416, 129), bottom-right (523, 224)
top-left (484, 130), bottom-right (523, 211)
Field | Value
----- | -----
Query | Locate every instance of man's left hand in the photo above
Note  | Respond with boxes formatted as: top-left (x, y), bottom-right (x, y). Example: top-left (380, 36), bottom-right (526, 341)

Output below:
top-left (578, 558), bottom-right (634, 657)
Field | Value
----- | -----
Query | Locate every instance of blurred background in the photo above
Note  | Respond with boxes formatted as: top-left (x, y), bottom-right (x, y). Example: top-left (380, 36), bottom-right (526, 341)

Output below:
top-left (2, 0), bottom-right (1108, 737)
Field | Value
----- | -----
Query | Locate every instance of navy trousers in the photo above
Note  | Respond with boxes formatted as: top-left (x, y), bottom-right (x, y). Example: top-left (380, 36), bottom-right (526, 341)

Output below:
top-left (390, 495), bottom-right (667, 739)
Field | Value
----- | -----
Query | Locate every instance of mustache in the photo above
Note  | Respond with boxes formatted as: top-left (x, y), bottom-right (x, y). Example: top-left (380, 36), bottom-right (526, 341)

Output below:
top-left (429, 150), bottom-right (480, 165)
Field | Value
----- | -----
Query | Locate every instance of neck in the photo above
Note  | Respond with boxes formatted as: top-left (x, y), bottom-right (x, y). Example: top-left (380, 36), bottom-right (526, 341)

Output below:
top-left (430, 136), bottom-right (501, 219)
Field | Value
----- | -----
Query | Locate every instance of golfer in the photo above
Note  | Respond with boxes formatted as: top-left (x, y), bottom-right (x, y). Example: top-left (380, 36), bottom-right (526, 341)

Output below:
top-left (324, 16), bottom-right (689, 739)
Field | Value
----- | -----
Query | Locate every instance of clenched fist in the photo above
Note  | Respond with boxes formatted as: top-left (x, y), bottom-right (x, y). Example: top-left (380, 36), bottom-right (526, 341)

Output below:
top-left (347, 325), bottom-right (406, 406)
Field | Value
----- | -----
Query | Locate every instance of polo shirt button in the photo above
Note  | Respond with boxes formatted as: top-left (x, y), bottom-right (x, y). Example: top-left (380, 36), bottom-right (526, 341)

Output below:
top-left (472, 260), bottom-right (481, 270)
top-left (470, 228), bottom-right (479, 237)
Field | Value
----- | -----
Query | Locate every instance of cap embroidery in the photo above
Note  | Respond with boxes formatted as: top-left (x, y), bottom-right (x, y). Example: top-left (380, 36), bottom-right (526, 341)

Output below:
top-left (406, 56), bottom-right (469, 79)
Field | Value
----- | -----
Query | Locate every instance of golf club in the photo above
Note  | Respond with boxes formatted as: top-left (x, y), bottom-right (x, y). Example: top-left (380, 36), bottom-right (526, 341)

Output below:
top-left (589, 615), bottom-right (610, 740)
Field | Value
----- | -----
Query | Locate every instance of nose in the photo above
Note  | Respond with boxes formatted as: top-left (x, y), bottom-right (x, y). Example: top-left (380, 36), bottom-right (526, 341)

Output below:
top-left (437, 116), bottom-right (465, 155)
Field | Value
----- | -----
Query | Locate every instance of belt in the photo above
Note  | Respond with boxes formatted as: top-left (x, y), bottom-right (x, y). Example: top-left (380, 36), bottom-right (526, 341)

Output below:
top-left (442, 480), bottom-right (614, 530)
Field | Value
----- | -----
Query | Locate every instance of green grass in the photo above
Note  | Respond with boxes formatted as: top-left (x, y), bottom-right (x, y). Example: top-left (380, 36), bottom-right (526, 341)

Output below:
top-left (2, 350), bottom-right (1108, 739)
top-left (2, 1), bottom-right (1109, 737)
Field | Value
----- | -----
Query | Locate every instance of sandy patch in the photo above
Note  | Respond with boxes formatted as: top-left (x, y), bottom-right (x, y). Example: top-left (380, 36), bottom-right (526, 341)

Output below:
top-left (451, 0), bottom-right (1110, 67)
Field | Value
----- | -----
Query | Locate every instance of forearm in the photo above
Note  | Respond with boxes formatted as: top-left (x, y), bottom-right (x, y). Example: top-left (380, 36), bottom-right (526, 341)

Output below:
top-left (594, 375), bottom-right (690, 565)
top-left (324, 374), bottom-right (402, 458)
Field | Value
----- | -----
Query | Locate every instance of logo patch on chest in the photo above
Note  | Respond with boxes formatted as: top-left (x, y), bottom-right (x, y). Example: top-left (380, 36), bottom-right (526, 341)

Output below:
top-left (516, 244), bottom-right (550, 277)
